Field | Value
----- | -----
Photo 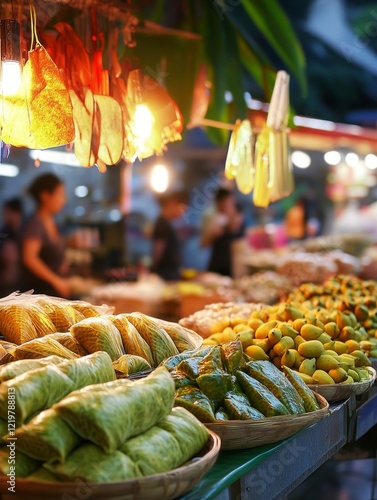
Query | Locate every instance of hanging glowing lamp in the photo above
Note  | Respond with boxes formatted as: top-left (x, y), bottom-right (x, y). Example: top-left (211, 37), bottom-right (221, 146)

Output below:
top-left (0, 19), bottom-right (22, 96)
top-left (126, 68), bottom-right (183, 159)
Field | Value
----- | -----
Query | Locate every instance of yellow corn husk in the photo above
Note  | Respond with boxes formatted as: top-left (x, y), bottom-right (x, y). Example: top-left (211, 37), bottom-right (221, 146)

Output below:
top-left (0, 305), bottom-right (38, 345)
top-left (48, 333), bottom-right (89, 357)
top-left (253, 126), bottom-right (273, 208)
top-left (109, 315), bottom-right (154, 366)
top-left (37, 301), bottom-right (80, 332)
top-left (151, 317), bottom-right (202, 352)
top-left (70, 317), bottom-right (125, 361)
top-left (68, 302), bottom-right (101, 319)
top-left (13, 337), bottom-right (80, 360)
top-left (25, 305), bottom-right (57, 337)
top-left (225, 119), bottom-right (241, 180)
top-left (113, 354), bottom-right (152, 377)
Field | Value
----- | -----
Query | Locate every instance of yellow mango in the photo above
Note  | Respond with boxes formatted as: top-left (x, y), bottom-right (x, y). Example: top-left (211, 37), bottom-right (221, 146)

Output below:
top-left (247, 318), bottom-right (263, 331)
top-left (318, 333), bottom-right (332, 344)
top-left (233, 323), bottom-right (251, 334)
top-left (251, 339), bottom-right (271, 353)
top-left (268, 328), bottom-right (282, 345)
top-left (369, 348), bottom-right (377, 358)
top-left (328, 367), bottom-right (348, 383)
top-left (250, 310), bottom-right (263, 320)
top-left (296, 372), bottom-right (314, 384)
top-left (312, 370), bottom-right (335, 384)
top-left (273, 336), bottom-right (295, 356)
top-left (354, 305), bottom-right (369, 322)
top-left (279, 323), bottom-right (299, 339)
top-left (244, 345), bottom-right (269, 361)
top-left (236, 330), bottom-right (254, 349)
top-left (231, 316), bottom-right (249, 327)
top-left (281, 349), bottom-right (297, 368)
top-left (359, 340), bottom-right (373, 351)
top-left (255, 320), bottom-right (278, 340)
top-left (338, 326), bottom-right (354, 343)
top-left (294, 335), bottom-right (306, 349)
top-left (323, 341), bottom-right (336, 351)
top-left (324, 322), bottom-right (340, 339)
top-left (348, 369), bottom-right (360, 382)
top-left (298, 340), bottom-right (324, 358)
top-left (292, 318), bottom-right (307, 332)
top-left (299, 357), bottom-right (316, 376)
top-left (301, 324), bottom-right (323, 341)
top-left (349, 350), bottom-right (372, 367)
top-left (281, 305), bottom-right (304, 321)
top-left (316, 354), bottom-right (340, 371)
top-left (333, 341), bottom-right (349, 355)
top-left (202, 339), bottom-right (218, 346)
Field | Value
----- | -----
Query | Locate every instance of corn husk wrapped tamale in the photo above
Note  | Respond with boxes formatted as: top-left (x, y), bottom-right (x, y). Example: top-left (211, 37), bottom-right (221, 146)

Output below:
top-left (126, 313), bottom-right (178, 366)
top-left (0, 445), bottom-right (40, 477)
top-left (149, 316), bottom-right (202, 352)
top-left (120, 426), bottom-right (183, 476)
top-left (158, 407), bottom-right (209, 461)
top-left (37, 300), bottom-right (82, 332)
top-left (0, 355), bottom-right (65, 382)
top-left (44, 443), bottom-right (141, 483)
top-left (0, 305), bottom-right (38, 344)
top-left (70, 317), bottom-right (124, 361)
top-left (109, 315), bottom-right (153, 365)
top-left (12, 408), bottom-right (82, 463)
top-left (113, 354), bottom-right (151, 377)
top-left (56, 366), bottom-right (174, 453)
top-left (25, 304), bottom-right (57, 337)
top-left (48, 332), bottom-right (89, 356)
top-left (0, 352), bottom-right (115, 425)
top-left (13, 337), bottom-right (79, 360)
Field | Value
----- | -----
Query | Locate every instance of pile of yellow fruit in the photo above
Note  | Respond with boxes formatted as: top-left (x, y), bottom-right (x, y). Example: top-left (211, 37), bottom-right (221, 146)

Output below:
top-left (202, 298), bottom-right (374, 385)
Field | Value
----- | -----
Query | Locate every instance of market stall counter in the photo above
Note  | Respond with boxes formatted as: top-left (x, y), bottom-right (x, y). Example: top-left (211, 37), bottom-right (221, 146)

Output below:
top-left (182, 399), bottom-right (348, 500)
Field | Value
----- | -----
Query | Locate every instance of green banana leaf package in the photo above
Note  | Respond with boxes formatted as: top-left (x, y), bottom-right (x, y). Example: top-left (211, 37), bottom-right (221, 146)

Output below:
top-left (0, 445), bottom-right (40, 478)
top-left (0, 355), bottom-right (65, 382)
top-left (113, 354), bottom-right (152, 377)
top-left (109, 315), bottom-right (153, 365)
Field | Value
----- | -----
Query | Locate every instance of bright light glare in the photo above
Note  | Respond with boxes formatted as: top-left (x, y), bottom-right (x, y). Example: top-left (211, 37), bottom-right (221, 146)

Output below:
top-left (150, 164), bottom-right (169, 193)
top-left (292, 151), bottom-right (311, 169)
top-left (345, 152), bottom-right (359, 167)
top-left (74, 185), bottom-right (89, 198)
top-left (365, 154), bottom-right (377, 170)
top-left (134, 104), bottom-right (154, 141)
top-left (0, 164), bottom-right (19, 177)
top-left (324, 150), bottom-right (341, 165)
top-left (109, 209), bottom-right (122, 222)
top-left (1, 62), bottom-right (21, 96)
top-left (29, 150), bottom-right (80, 166)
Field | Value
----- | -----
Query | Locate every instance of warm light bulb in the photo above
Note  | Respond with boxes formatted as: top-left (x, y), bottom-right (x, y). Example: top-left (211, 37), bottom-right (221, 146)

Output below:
top-left (150, 164), bottom-right (169, 193)
top-left (1, 61), bottom-right (21, 96)
top-left (133, 104), bottom-right (154, 141)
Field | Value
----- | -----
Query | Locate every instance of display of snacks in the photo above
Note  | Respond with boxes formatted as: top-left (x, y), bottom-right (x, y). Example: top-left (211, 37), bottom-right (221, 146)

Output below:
top-left (234, 271), bottom-right (293, 304)
top-left (0, 366), bottom-right (218, 499)
top-left (179, 302), bottom-right (264, 339)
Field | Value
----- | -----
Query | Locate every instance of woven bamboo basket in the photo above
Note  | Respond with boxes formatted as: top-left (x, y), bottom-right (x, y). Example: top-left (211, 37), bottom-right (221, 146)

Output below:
top-left (0, 431), bottom-right (220, 500)
top-left (205, 392), bottom-right (329, 450)
top-left (308, 367), bottom-right (376, 403)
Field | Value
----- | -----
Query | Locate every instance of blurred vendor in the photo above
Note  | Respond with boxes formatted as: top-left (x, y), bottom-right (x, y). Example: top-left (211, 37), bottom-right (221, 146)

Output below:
top-left (151, 191), bottom-right (187, 281)
top-left (21, 174), bottom-right (71, 297)
top-left (201, 188), bottom-right (244, 277)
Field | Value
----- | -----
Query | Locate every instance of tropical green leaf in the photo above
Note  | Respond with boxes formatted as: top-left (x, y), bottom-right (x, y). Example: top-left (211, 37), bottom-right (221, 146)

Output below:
top-left (241, 0), bottom-right (307, 95)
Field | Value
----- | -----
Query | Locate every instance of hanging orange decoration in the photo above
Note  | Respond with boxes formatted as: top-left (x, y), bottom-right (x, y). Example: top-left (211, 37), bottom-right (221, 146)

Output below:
top-left (0, 3), bottom-right (74, 149)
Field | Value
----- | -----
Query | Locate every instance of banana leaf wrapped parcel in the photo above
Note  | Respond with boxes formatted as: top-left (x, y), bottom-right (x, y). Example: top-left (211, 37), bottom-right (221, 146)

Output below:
top-left (0, 445), bottom-right (40, 478)
top-left (0, 355), bottom-right (65, 382)
top-left (56, 366), bottom-right (175, 453)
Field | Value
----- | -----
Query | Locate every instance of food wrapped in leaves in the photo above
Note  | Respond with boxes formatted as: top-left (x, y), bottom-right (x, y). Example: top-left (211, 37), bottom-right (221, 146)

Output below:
top-left (215, 408), bottom-right (229, 421)
top-left (57, 351), bottom-right (116, 390)
top-left (126, 313), bottom-right (179, 366)
top-left (56, 366), bottom-right (175, 453)
top-left (175, 386), bottom-right (216, 423)
top-left (48, 332), bottom-right (89, 356)
top-left (109, 315), bottom-right (153, 365)
top-left (70, 317), bottom-right (124, 361)
top-left (25, 304), bottom-right (57, 337)
top-left (171, 371), bottom-right (197, 389)
top-left (197, 347), bottom-right (231, 401)
top-left (150, 317), bottom-right (202, 352)
top-left (38, 300), bottom-right (81, 332)
top-left (12, 408), bottom-right (82, 463)
top-left (0, 365), bottom-right (75, 425)
top-left (0, 305), bottom-right (37, 344)
top-left (13, 337), bottom-right (79, 361)
top-left (221, 340), bottom-right (245, 373)
top-left (68, 301), bottom-right (101, 318)
top-left (44, 443), bottom-right (141, 483)
top-left (158, 406), bottom-right (209, 461)
top-left (162, 346), bottom-right (213, 372)
top-left (223, 391), bottom-right (264, 420)
top-left (113, 354), bottom-right (151, 377)
top-left (0, 419), bottom-right (8, 438)
top-left (120, 426), bottom-right (182, 476)
top-left (236, 371), bottom-right (289, 417)
top-left (0, 355), bottom-right (65, 382)
top-left (176, 357), bottom-right (202, 380)
top-left (27, 467), bottom-right (60, 482)
top-left (0, 445), bottom-right (40, 477)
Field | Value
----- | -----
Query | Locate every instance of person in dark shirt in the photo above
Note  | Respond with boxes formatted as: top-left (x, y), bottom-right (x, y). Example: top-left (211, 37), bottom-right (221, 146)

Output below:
top-left (0, 198), bottom-right (23, 296)
top-left (20, 174), bottom-right (71, 297)
top-left (151, 191), bottom-right (187, 281)
top-left (201, 188), bottom-right (244, 277)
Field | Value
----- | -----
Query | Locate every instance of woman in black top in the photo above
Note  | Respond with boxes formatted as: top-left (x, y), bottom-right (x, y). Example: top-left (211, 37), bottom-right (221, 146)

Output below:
top-left (21, 174), bottom-right (71, 297)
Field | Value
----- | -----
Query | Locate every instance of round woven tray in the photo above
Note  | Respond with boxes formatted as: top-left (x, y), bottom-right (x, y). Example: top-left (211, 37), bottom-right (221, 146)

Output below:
top-left (308, 367), bottom-right (376, 403)
top-left (0, 431), bottom-right (220, 500)
top-left (205, 392), bottom-right (329, 450)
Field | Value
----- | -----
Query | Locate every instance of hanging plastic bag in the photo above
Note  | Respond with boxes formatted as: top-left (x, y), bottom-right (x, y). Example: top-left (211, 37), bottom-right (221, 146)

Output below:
top-left (225, 119), bottom-right (254, 194)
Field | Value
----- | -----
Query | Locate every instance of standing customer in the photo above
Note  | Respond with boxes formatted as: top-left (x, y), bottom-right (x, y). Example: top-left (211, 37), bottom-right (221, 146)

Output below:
top-left (151, 191), bottom-right (187, 281)
top-left (21, 174), bottom-right (71, 297)
top-left (0, 198), bottom-right (23, 296)
top-left (201, 188), bottom-right (244, 277)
